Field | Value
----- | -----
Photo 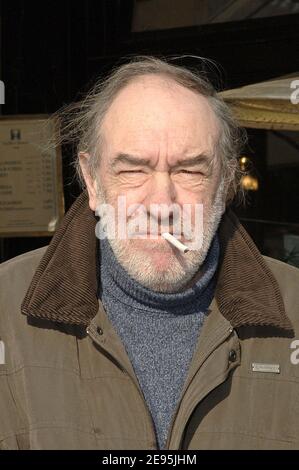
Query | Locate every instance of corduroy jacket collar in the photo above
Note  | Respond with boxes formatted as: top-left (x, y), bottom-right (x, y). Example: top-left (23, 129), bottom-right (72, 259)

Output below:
top-left (21, 191), bottom-right (293, 331)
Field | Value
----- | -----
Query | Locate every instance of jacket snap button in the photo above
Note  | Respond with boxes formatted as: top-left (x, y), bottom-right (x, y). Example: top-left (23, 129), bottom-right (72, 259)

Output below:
top-left (229, 349), bottom-right (237, 362)
top-left (97, 326), bottom-right (103, 335)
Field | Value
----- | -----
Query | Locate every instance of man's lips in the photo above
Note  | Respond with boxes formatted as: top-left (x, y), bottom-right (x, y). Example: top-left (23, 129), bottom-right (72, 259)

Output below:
top-left (129, 232), bottom-right (188, 239)
top-left (130, 230), bottom-right (182, 235)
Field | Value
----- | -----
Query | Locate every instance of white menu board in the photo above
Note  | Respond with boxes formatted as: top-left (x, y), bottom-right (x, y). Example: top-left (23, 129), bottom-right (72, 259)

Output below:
top-left (0, 115), bottom-right (64, 236)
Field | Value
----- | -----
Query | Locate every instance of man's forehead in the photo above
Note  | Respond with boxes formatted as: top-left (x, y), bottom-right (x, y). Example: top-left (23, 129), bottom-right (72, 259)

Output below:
top-left (101, 75), bottom-right (219, 128)
top-left (100, 75), bottom-right (220, 162)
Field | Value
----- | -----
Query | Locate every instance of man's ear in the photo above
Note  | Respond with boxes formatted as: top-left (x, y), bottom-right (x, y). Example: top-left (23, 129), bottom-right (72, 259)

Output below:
top-left (78, 152), bottom-right (98, 211)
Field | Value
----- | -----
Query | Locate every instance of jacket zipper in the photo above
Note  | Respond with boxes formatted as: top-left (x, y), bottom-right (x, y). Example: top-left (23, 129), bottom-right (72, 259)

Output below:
top-left (88, 322), bottom-right (234, 450)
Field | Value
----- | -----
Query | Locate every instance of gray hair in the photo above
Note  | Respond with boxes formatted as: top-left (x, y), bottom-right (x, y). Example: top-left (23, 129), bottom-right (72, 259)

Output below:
top-left (55, 56), bottom-right (246, 202)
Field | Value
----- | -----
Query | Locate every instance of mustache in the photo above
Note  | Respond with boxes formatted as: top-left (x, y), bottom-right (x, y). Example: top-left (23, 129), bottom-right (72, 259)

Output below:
top-left (126, 217), bottom-right (193, 239)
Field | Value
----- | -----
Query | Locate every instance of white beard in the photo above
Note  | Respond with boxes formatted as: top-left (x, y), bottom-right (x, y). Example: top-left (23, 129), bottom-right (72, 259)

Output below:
top-left (96, 182), bottom-right (225, 293)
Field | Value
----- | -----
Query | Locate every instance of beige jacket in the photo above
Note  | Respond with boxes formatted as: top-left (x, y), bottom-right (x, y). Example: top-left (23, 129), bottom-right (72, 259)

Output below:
top-left (0, 191), bottom-right (299, 449)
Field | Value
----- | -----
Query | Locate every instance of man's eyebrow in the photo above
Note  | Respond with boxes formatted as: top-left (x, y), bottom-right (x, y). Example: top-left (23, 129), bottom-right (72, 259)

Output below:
top-left (110, 152), bottom-right (214, 170)
top-left (174, 154), bottom-right (213, 168)
top-left (111, 153), bottom-right (152, 168)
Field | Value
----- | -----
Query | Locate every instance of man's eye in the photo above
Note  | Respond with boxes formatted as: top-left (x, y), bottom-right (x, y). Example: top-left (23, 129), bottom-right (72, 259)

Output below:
top-left (121, 170), bottom-right (145, 173)
top-left (178, 170), bottom-right (202, 174)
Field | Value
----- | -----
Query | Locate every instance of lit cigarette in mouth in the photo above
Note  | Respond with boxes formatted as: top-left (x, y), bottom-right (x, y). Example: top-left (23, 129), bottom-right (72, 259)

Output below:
top-left (161, 232), bottom-right (190, 253)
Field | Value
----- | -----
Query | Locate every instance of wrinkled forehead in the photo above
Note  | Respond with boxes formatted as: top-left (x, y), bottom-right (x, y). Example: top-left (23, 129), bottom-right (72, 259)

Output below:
top-left (100, 75), bottom-right (221, 158)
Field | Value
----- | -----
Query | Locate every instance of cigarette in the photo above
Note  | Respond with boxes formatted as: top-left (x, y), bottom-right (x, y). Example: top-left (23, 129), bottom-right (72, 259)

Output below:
top-left (161, 232), bottom-right (190, 253)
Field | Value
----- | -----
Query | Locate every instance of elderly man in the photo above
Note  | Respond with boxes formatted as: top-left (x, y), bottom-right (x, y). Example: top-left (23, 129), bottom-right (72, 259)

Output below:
top-left (0, 57), bottom-right (299, 450)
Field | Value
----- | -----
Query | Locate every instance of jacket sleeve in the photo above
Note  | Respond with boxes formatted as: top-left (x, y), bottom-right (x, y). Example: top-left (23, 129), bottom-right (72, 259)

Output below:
top-left (0, 257), bottom-right (31, 449)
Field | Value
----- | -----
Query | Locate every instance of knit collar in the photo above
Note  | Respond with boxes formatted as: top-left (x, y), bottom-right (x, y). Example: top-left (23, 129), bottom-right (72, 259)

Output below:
top-left (98, 235), bottom-right (219, 313)
top-left (21, 190), bottom-right (293, 332)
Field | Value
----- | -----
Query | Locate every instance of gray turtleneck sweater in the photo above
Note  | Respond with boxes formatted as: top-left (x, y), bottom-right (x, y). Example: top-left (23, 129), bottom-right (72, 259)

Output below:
top-left (98, 235), bottom-right (219, 449)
